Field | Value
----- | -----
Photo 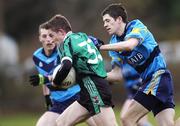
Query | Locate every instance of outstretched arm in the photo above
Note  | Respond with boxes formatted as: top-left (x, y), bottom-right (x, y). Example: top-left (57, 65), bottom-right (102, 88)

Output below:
top-left (100, 38), bottom-right (139, 51)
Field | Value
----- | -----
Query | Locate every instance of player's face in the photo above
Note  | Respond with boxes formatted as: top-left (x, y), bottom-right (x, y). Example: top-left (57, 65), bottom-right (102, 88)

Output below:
top-left (39, 28), bottom-right (56, 51)
top-left (102, 14), bottom-right (122, 35)
top-left (46, 29), bottom-right (65, 46)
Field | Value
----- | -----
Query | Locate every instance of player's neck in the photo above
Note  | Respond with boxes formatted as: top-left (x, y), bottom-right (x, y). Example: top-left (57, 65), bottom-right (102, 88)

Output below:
top-left (117, 22), bottom-right (126, 36)
top-left (44, 49), bottom-right (53, 57)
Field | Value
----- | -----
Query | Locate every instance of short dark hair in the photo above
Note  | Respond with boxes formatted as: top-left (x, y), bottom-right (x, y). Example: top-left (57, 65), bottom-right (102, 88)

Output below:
top-left (40, 14), bottom-right (72, 33)
top-left (39, 21), bottom-right (48, 32)
top-left (101, 3), bottom-right (128, 23)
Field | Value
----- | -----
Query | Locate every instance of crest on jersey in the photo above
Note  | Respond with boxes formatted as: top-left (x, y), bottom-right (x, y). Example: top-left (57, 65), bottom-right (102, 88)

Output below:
top-left (39, 61), bottom-right (43, 67)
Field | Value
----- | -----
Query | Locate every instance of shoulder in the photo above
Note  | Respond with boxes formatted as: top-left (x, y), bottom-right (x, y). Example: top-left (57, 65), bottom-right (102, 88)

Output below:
top-left (126, 19), bottom-right (148, 36)
top-left (67, 32), bottom-right (87, 41)
top-left (128, 19), bottom-right (146, 29)
top-left (64, 32), bottom-right (88, 47)
top-left (32, 47), bottom-right (44, 62)
top-left (33, 47), bottom-right (43, 56)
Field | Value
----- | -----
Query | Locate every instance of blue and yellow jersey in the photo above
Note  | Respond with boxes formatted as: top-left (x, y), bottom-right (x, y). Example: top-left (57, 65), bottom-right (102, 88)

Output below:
top-left (109, 50), bottom-right (141, 88)
top-left (33, 47), bottom-right (80, 102)
top-left (109, 19), bottom-right (167, 81)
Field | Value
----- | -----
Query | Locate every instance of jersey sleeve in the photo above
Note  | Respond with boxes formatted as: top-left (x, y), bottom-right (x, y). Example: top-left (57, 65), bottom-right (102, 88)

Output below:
top-left (109, 37), bottom-right (123, 68)
top-left (109, 50), bottom-right (123, 68)
top-left (62, 38), bottom-right (73, 60)
top-left (32, 52), bottom-right (41, 73)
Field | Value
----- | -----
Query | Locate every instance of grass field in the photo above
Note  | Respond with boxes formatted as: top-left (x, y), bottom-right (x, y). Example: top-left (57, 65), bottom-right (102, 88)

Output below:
top-left (0, 104), bottom-right (180, 126)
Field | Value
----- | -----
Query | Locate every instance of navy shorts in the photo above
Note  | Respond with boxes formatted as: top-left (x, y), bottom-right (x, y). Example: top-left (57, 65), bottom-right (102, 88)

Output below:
top-left (49, 93), bottom-right (80, 114)
top-left (134, 69), bottom-right (175, 116)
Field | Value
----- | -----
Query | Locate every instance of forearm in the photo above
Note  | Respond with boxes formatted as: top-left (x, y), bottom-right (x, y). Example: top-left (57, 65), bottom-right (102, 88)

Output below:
top-left (100, 42), bottom-right (125, 51)
top-left (100, 38), bottom-right (139, 51)
top-left (42, 85), bottom-right (50, 95)
top-left (53, 59), bottom-right (72, 86)
top-left (106, 71), bottom-right (123, 83)
top-left (106, 65), bottom-right (123, 83)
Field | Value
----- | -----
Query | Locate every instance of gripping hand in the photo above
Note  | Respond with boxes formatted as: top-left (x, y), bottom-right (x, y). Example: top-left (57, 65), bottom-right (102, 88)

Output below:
top-left (89, 35), bottom-right (104, 50)
top-left (29, 74), bottom-right (49, 86)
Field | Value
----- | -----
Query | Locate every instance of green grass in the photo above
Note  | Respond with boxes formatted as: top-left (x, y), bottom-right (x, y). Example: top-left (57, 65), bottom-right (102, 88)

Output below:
top-left (0, 113), bottom-right (39, 126)
top-left (0, 104), bottom-right (180, 126)
top-left (77, 104), bottom-right (180, 126)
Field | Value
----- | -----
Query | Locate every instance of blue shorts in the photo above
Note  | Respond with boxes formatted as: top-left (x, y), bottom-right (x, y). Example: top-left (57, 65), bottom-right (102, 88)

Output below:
top-left (49, 93), bottom-right (80, 114)
top-left (134, 69), bottom-right (175, 116)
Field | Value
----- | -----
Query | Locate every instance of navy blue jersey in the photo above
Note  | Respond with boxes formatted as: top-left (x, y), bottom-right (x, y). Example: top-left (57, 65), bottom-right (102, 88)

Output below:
top-left (110, 19), bottom-right (167, 81)
top-left (33, 47), bottom-right (80, 102)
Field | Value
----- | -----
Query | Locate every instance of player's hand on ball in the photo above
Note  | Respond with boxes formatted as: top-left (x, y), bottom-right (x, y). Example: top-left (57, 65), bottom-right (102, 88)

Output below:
top-left (29, 74), bottom-right (49, 86)
top-left (52, 65), bottom-right (76, 89)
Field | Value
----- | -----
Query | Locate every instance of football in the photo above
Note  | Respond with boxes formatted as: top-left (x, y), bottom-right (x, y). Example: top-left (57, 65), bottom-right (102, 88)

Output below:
top-left (52, 64), bottom-right (76, 89)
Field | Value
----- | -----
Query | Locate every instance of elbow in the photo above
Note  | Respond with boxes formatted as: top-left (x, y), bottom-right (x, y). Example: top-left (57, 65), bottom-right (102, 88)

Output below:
top-left (125, 45), bottom-right (134, 51)
top-left (124, 38), bottom-right (138, 51)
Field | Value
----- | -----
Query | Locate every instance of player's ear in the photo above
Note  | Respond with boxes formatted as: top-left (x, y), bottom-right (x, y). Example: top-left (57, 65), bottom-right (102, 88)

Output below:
top-left (116, 16), bottom-right (123, 23)
top-left (39, 36), bottom-right (43, 43)
top-left (58, 29), bottom-right (66, 35)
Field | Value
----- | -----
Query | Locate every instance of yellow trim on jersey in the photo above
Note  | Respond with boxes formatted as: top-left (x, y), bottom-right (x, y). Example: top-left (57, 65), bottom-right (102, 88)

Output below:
top-left (132, 27), bottom-right (148, 34)
top-left (112, 57), bottom-right (122, 62)
top-left (132, 28), bottom-right (141, 34)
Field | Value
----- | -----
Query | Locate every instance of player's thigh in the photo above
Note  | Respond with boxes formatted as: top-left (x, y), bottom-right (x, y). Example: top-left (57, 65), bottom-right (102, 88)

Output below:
top-left (155, 108), bottom-right (175, 126)
top-left (137, 115), bottom-right (150, 126)
top-left (122, 99), bottom-right (149, 122)
top-left (92, 107), bottom-right (118, 126)
top-left (36, 111), bottom-right (59, 126)
top-left (175, 117), bottom-right (180, 126)
top-left (86, 117), bottom-right (97, 126)
top-left (120, 99), bottom-right (132, 117)
top-left (56, 101), bottom-right (90, 126)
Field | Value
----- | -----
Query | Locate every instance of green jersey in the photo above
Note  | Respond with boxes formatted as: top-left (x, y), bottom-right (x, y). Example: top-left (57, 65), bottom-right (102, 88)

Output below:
top-left (57, 32), bottom-right (107, 78)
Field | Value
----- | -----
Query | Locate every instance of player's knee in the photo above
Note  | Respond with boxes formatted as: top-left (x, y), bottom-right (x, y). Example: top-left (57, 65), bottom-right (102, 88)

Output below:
top-left (36, 118), bottom-right (45, 126)
top-left (165, 120), bottom-right (174, 126)
top-left (120, 114), bottom-right (130, 126)
top-left (56, 116), bottom-right (75, 126)
top-left (137, 122), bottom-right (152, 126)
top-left (137, 118), bottom-right (152, 126)
top-left (56, 120), bottom-right (68, 126)
top-left (158, 119), bottom-right (174, 126)
top-left (121, 113), bottom-right (139, 126)
top-left (56, 116), bottom-right (65, 126)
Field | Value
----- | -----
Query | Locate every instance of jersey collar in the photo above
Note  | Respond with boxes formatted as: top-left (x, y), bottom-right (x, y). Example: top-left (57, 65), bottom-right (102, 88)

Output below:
top-left (64, 31), bottom-right (73, 41)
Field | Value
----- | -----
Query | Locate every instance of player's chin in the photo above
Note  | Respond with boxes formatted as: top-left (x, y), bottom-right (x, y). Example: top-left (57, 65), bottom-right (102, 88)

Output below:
top-left (47, 46), bottom-right (55, 50)
top-left (107, 30), bottom-right (113, 35)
